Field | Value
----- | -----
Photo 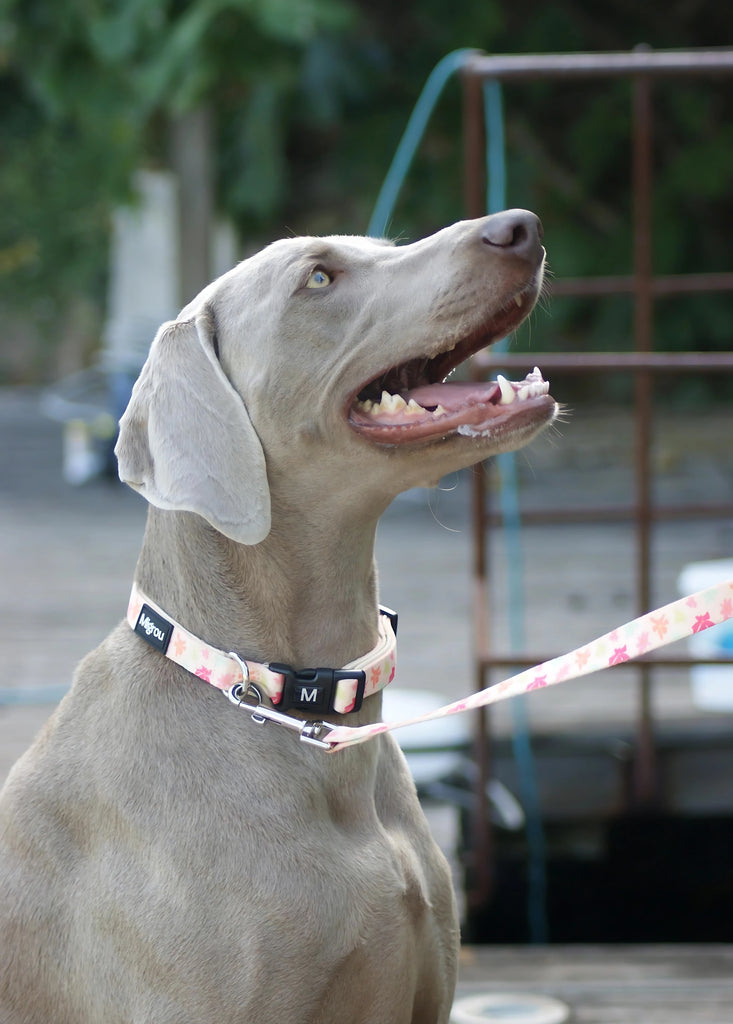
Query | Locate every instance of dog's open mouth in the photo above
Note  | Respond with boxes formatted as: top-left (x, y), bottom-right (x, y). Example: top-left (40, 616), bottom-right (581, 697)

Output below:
top-left (347, 289), bottom-right (554, 445)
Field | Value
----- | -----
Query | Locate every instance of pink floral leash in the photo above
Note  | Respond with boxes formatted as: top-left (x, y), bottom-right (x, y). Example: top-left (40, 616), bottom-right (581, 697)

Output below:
top-left (324, 578), bottom-right (733, 752)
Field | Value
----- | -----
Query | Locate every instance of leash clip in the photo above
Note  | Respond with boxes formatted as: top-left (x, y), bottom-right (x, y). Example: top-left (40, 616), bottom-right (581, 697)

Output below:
top-left (224, 671), bottom-right (335, 751)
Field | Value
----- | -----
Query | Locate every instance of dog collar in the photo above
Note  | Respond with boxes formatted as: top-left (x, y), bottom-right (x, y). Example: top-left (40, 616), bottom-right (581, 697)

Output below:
top-left (127, 583), bottom-right (397, 715)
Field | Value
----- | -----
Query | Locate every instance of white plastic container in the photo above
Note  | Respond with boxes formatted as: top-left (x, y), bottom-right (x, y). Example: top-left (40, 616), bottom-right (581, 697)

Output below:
top-left (450, 992), bottom-right (569, 1024)
top-left (677, 558), bottom-right (733, 711)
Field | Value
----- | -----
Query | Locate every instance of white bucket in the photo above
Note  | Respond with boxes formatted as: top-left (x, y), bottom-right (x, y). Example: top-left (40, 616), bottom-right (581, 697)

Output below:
top-left (678, 558), bottom-right (733, 711)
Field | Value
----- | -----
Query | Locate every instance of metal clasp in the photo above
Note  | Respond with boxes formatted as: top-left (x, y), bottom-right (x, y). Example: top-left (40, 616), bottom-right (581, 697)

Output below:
top-left (223, 672), bottom-right (335, 751)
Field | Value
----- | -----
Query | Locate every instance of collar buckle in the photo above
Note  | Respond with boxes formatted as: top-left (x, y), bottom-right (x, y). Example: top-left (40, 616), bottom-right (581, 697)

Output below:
top-left (269, 664), bottom-right (367, 715)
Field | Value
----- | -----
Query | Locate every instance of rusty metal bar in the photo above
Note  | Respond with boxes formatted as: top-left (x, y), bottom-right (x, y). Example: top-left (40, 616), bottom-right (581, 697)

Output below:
top-left (462, 47), bottom-right (733, 915)
top-left (462, 49), bottom-right (733, 81)
top-left (631, 69), bottom-right (657, 805)
top-left (481, 504), bottom-right (733, 526)
top-left (463, 74), bottom-right (494, 913)
top-left (473, 351), bottom-right (733, 372)
top-left (551, 272), bottom-right (733, 296)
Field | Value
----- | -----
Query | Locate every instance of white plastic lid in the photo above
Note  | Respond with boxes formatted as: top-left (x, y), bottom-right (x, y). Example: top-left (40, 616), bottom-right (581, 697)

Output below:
top-left (450, 991), bottom-right (569, 1024)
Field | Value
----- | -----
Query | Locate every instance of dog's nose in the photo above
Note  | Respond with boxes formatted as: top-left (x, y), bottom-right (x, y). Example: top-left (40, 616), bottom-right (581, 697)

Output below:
top-left (480, 209), bottom-right (543, 263)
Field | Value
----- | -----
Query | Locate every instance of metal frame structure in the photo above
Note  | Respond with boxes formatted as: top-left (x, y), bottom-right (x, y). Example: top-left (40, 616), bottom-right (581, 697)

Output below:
top-left (461, 48), bottom-right (733, 910)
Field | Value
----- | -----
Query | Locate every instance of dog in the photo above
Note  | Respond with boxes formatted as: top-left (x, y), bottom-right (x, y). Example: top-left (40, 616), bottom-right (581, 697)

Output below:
top-left (0, 210), bottom-right (556, 1023)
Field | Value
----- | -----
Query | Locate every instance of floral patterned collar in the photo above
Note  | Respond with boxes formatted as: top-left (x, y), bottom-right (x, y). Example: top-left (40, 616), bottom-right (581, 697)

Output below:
top-left (127, 583), bottom-right (397, 716)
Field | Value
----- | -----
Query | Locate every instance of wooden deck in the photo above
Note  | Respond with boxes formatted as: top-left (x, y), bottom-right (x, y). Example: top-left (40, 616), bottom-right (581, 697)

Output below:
top-left (456, 945), bottom-right (733, 1022)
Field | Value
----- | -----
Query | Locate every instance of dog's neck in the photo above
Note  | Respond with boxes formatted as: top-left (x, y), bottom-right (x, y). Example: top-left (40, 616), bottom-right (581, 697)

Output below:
top-left (134, 504), bottom-right (382, 674)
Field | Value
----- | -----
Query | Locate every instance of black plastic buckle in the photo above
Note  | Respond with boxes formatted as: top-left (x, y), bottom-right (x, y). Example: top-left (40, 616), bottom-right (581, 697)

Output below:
top-left (270, 664), bottom-right (367, 715)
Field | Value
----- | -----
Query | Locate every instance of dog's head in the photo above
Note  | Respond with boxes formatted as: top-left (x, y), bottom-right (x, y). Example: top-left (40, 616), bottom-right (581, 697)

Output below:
top-left (116, 211), bottom-right (557, 544)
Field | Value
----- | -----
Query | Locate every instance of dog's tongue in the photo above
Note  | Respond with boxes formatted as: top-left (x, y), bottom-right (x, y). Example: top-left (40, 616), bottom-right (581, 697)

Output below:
top-left (349, 368), bottom-right (550, 437)
top-left (402, 381), bottom-right (498, 411)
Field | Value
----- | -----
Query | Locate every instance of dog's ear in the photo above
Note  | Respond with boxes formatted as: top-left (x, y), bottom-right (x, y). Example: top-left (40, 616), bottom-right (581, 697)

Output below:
top-left (115, 310), bottom-right (271, 544)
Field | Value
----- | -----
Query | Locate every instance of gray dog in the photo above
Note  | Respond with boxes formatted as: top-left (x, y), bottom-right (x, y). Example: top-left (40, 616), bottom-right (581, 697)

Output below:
top-left (0, 211), bottom-right (556, 1023)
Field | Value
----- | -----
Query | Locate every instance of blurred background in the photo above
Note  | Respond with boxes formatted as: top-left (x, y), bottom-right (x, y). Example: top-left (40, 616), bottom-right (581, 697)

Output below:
top-left (2, 0), bottom-right (733, 956)
top-left (1, 0), bottom-right (732, 388)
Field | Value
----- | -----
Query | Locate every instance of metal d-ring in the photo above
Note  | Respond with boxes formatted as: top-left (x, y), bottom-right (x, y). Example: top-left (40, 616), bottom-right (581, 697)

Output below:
top-left (223, 654), bottom-right (335, 750)
top-left (224, 653), bottom-right (259, 710)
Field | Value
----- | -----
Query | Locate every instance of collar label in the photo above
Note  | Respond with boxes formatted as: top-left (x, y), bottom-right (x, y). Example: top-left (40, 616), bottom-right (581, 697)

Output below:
top-left (135, 603), bottom-right (173, 654)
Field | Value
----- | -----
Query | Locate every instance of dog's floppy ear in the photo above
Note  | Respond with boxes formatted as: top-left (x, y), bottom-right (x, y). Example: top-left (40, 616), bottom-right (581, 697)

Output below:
top-left (115, 310), bottom-right (271, 544)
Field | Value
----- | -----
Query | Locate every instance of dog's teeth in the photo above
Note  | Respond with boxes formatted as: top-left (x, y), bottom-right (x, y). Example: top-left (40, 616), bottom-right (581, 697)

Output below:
top-left (496, 374), bottom-right (515, 405)
top-left (383, 392), bottom-right (407, 413)
top-left (517, 385), bottom-right (531, 401)
top-left (359, 399), bottom-right (373, 412)
top-left (432, 404), bottom-right (447, 417)
top-left (524, 380), bottom-right (549, 399)
top-left (405, 398), bottom-right (426, 416)
top-left (514, 294), bottom-right (523, 308)
top-left (371, 391), bottom-right (408, 415)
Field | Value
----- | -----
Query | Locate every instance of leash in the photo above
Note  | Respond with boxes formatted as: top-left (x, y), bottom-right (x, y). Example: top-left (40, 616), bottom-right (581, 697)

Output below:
top-left (323, 578), bottom-right (733, 752)
top-left (128, 580), bottom-right (733, 753)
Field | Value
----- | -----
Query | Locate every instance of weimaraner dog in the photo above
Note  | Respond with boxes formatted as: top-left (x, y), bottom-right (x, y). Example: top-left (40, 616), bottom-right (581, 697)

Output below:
top-left (0, 211), bottom-right (556, 1023)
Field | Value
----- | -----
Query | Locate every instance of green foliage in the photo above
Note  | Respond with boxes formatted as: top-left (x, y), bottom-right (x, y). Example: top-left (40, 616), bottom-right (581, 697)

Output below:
top-left (0, 0), bottom-right (731, 402)
top-left (0, 0), bottom-right (358, 340)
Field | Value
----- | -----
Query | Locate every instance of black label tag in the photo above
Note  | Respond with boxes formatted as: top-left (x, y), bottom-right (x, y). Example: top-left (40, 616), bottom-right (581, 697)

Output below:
top-left (289, 681), bottom-right (330, 714)
top-left (135, 603), bottom-right (173, 654)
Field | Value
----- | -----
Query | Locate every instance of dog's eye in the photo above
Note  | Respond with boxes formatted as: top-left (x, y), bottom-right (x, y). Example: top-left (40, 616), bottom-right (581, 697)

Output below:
top-left (305, 268), bottom-right (332, 289)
